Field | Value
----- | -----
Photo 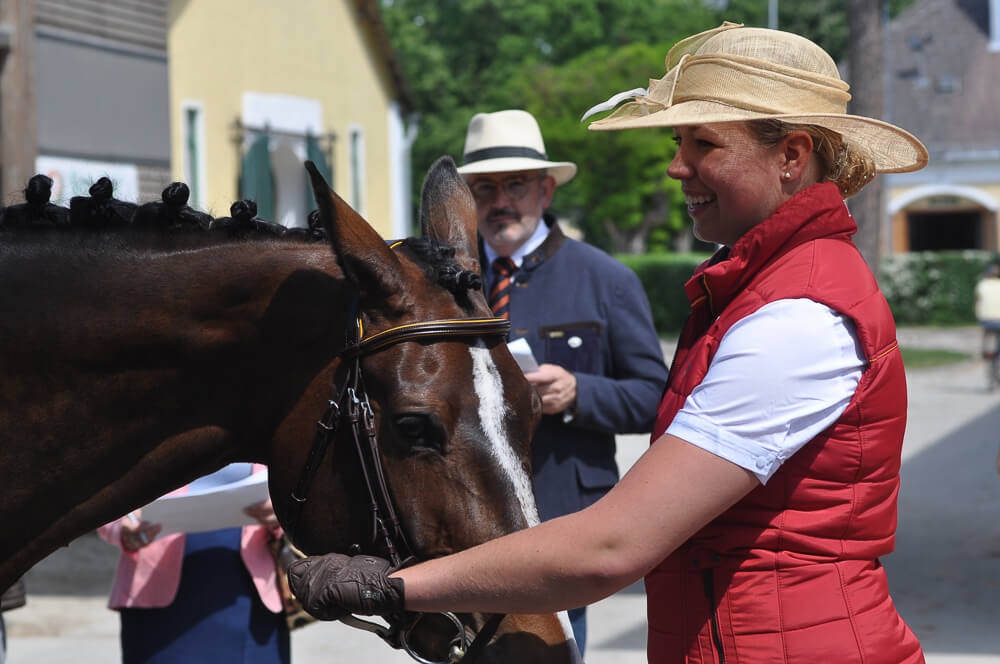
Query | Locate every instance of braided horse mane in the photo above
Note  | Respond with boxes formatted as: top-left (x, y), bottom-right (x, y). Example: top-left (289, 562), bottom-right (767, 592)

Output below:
top-left (0, 173), bottom-right (321, 241)
top-left (0, 174), bottom-right (481, 297)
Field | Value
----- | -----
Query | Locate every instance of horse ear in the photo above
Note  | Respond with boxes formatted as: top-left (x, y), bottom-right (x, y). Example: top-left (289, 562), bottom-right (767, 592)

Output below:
top-left (305, 161), bottom-right (403, 298)
top-left (419, 156), bottom-right (480, 273)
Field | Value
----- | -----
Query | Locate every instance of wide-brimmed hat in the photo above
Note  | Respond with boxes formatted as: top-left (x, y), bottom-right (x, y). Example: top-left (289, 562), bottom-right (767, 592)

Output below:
top-left (585, 22), bottom-right (928, 173)
top-left (457, 110), bottom-right (577, 185)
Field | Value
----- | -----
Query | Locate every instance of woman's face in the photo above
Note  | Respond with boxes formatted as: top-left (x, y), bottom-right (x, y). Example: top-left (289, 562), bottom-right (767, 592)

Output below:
top-left (668, 122), bottom-right (789, 247)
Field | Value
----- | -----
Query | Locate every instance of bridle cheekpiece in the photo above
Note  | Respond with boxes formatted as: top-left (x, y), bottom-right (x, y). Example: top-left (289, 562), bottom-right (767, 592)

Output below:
top-left (286, 311), bottom-right (511, 664)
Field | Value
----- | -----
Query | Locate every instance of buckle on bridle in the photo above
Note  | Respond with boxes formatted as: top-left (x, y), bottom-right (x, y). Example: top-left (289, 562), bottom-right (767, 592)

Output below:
top-left (337, 611), bottom-right (469, 664)
top-left (400, 612), bottom-right (470, 664)
top-left (317, 399), bottom-right (340, 432)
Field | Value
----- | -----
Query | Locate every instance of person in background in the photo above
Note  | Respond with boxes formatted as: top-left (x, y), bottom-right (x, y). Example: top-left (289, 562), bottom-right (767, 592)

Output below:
top-left (286, 22), bottom-right (929, 664)
top-left (455, 109), bottom-right (668, 653)
top-left (974, 261), bottom-right (1000, 381)
top-left (99, 463), bottom-right (288, 664)
top-left (0, 577), bottom-right (27, 664)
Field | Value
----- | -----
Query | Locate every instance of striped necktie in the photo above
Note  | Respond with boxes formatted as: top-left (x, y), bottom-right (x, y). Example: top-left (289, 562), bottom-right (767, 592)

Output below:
top-left (489, 257), bottom-right (517, 319)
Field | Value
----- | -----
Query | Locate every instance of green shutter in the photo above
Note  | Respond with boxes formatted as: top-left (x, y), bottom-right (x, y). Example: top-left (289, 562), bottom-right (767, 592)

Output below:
top-left (239, 134), bottom-right (275, 221)
top-left (305, 134), bottom-right (332, 213)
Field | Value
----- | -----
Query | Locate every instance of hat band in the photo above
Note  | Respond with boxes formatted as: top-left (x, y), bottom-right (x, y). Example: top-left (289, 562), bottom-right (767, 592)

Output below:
top-left (463, 146), bottom-right (548, 165)
top-left (644, 53), bottom-right (851, 116)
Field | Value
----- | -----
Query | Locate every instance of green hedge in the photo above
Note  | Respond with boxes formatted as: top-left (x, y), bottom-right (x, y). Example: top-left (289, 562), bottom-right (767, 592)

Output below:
top-left (619, 250), bottom-right (996, 335)
top-left (879, 250), bottom-right (996, 326)
top-left (617, 252), bottom-right (710, 335)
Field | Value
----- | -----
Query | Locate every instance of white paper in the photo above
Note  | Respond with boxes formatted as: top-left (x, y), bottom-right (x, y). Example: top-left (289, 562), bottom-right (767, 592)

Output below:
top-left (507, 337), bottom-right (539, 374)
top-left (139, 470), bottom-right (270, 537)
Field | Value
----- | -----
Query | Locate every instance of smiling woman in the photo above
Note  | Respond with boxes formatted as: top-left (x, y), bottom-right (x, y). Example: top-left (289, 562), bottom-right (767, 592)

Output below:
top-left (668, 122), bottom-right (806, 246)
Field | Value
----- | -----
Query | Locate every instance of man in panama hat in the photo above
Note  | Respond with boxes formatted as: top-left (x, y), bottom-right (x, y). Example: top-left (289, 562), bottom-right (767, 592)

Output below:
top-left (456, 109), bottom-right (668, 654)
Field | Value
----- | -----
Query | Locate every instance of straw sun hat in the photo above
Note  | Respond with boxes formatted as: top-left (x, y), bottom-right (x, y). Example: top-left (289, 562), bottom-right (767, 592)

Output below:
top-left (457, 109), bottom-right (578, 185)
top-left (584, 22), bottom-right (928, 174)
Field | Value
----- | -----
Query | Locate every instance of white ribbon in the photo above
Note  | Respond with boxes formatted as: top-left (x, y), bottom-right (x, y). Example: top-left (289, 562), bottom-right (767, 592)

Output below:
top-left (579, 87), bottom-right (649, 122)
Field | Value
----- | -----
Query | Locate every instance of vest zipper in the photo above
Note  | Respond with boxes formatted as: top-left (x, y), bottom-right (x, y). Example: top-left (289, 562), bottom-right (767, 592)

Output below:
top-left (702, 568), bottom-right (725, 664)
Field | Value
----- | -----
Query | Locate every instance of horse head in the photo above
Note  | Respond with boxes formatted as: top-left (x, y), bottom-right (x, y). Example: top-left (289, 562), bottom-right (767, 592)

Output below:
top-left (266, 159), bottom-right (576, 662)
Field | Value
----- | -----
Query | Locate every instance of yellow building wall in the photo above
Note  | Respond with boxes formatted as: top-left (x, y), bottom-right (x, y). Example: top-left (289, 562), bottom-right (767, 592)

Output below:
top-left (167, 0), bottom-right (399, 235)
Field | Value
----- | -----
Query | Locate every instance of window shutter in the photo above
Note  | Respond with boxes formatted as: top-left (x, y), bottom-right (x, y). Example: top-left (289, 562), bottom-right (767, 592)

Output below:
top-left (305, 134), bottom-right (332, 213)
top-left (240, 134), bottom-right (275, 221)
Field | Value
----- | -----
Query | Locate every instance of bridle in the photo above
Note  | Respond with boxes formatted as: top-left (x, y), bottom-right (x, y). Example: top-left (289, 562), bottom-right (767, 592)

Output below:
top-left (286, 311), bottom-right (512, 664)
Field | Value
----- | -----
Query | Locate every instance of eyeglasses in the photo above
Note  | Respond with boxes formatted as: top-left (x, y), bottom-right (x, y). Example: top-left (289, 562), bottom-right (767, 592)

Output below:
top-left (469, 175), bottom-right (543, 205)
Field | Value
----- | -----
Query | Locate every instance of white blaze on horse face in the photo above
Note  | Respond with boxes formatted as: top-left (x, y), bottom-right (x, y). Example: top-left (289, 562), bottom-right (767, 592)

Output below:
top-left (469, 347), bottom-right (541, 528)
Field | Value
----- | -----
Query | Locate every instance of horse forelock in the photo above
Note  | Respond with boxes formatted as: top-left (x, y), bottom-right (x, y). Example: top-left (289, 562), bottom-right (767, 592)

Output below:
top-left (397, 236), bottom-right (483, 305)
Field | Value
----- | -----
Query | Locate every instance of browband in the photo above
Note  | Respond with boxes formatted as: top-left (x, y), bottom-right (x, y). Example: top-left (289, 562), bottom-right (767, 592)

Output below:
top-left (350, 317), bottom-right (512, 357)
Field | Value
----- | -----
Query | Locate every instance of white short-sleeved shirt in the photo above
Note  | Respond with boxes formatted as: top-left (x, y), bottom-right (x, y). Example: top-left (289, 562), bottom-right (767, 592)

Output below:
top-left (665, 298), bottom-right (866, 484)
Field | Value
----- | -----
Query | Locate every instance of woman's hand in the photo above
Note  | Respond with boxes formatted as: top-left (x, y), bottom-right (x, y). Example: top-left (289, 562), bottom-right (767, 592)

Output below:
top-left (120, 511), bottom-right (161, 552)
top-left (288, 553), bottom-right (404, 619)
top-left (244, 499), bottom-right (280, 530)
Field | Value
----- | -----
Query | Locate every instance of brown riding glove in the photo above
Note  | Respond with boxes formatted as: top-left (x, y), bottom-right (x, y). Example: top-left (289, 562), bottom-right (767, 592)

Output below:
top-left (287, 553), bottom-right (405, 620)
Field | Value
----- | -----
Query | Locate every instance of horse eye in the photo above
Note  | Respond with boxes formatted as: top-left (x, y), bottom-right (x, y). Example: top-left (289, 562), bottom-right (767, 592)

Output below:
top-left (392, 414), bottom-right (445, 453)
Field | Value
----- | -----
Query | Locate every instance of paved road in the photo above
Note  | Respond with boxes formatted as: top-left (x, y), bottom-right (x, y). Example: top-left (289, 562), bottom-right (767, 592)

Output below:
top-left (6, 327), bottom-right (999, 662)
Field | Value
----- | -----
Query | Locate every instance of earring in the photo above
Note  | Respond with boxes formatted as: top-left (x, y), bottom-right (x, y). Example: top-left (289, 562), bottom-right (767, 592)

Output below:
top-left (783, 171), bottom-right (792, 180)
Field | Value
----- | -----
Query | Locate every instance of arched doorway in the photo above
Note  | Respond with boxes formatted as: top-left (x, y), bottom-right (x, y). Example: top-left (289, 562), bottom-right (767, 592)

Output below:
top-left (889, 185), bottom-right (999, 252)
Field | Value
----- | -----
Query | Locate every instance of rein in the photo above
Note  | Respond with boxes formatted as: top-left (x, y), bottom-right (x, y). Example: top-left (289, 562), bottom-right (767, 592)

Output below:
top-left (286, 313), bottom-right (512, 664)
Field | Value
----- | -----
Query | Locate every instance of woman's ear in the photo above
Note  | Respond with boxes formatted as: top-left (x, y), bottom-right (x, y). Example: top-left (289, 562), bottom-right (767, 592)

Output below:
top-left (781, 131), bottom-right (816, 183)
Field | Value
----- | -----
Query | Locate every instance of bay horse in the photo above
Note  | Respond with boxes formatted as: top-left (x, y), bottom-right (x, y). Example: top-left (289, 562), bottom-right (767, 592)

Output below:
top-left (0, 159), bottom-right (579, 663)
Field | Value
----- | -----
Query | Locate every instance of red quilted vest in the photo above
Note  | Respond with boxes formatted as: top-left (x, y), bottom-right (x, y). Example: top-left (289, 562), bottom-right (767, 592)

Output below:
top-left (647, 183), bottom-right (923, 663)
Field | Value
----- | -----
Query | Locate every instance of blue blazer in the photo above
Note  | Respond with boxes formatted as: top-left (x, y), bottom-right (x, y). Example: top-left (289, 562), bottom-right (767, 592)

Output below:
top-left (485, 219), bottom-right (668, 522)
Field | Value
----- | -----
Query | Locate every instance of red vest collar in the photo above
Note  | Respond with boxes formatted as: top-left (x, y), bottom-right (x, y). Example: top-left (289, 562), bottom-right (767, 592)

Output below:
top-left (685, 182), bottom-right (855, 321)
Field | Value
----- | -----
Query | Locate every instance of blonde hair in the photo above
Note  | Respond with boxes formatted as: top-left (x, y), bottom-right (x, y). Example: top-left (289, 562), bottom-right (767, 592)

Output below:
top-left (745, 119), bottom-right (877, 198)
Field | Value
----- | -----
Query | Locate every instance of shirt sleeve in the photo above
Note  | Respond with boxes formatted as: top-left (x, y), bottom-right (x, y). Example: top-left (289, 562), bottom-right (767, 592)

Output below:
top-left (665, 298), bottom-right (866, 484)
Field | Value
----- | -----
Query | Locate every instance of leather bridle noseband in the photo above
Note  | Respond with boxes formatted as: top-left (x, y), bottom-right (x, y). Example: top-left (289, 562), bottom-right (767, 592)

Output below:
top-left (285, 313), bottom-right (512, 664)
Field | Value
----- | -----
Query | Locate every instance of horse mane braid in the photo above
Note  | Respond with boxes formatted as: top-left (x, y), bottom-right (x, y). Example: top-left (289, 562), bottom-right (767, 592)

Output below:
top-left (0, 174), bottom-right (71, 227)
top-left (401, 237), bottom-right (482, 295)
top-left (0, 174), bottom-right (327, 243)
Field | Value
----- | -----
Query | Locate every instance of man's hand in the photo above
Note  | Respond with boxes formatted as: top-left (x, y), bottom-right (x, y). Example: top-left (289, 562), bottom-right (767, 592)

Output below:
top-left (525, 363), bottom-right (577, 415)
top-left (287, 553), bottom-right (405, 620)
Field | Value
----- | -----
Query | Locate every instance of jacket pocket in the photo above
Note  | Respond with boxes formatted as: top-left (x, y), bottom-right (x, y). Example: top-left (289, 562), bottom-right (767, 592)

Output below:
top-left (538, 321), bottom-right (602, 374)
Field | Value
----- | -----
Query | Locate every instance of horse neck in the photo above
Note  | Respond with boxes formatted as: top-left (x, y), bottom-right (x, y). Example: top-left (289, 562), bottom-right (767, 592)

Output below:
top-left (0, 236), bottom-right (348, 584)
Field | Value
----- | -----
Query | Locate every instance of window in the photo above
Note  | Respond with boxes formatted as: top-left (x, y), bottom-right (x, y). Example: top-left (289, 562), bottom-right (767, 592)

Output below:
top-left (181, 101), bottom-right (206, 209)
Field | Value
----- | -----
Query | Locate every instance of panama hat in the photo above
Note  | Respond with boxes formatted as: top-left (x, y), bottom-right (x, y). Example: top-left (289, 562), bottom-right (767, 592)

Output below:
top-left (457, 110), bottom-right (578, 185)
top-left (584, 22), bottom-right (928, 173)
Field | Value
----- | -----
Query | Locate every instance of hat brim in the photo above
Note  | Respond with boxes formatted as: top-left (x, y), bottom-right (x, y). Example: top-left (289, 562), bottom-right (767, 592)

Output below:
top-left (588, 99), bottom-right (929, 174)
top-left (456, 157), bottom-right (578, 185)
